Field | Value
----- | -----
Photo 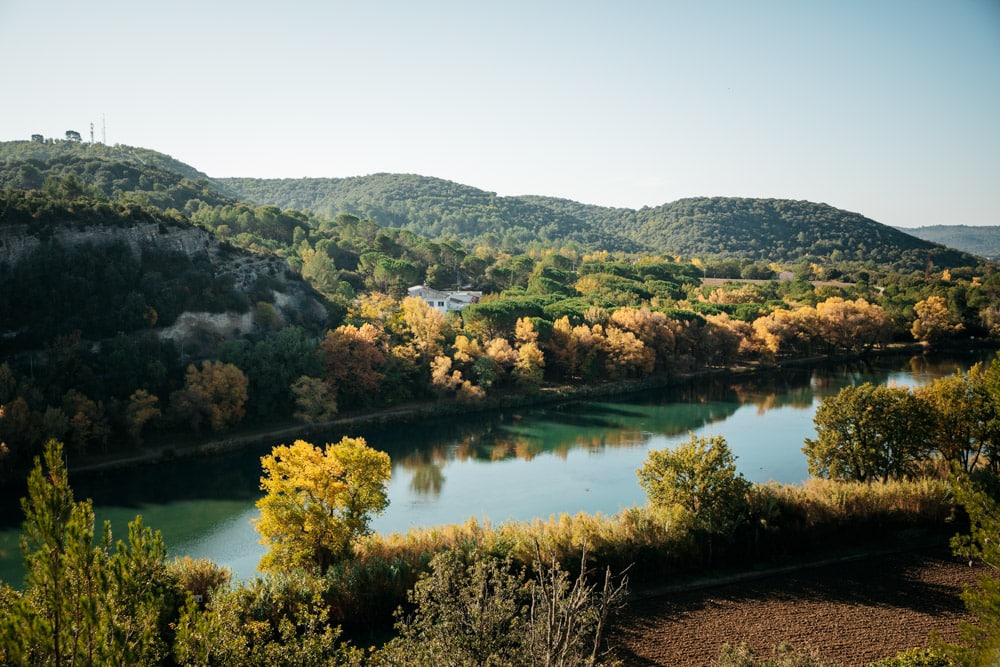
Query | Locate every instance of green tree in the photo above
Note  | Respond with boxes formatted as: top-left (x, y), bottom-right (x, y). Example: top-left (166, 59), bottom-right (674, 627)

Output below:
top-left (0, 440), bottom-right (176, 665)
top-left (916, 363), bottom-right (1000, 474)
top-left (941, 471), bottom-right (1000, 665)
top-left (803, 383), bottom-right (933, 483)
top-left (0, 440), bottom-right (106, 665)
top-left (637, 434), bottom-right (751, 539)
top-left (374, 547), bottom-right (626, 667)
top-left (254, 438), bottom-right (391, 574)
top-left (173, 572), bottom-right (361, 667)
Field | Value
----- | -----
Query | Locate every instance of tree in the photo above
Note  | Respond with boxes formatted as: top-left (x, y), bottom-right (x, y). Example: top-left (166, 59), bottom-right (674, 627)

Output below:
top-left (0, 440), bottom-right (175, 665)
top-left (125, 389), bottom-right (161, 443)
top-left (911, 295), bottom-right (964, 346)
top-left (373, 547), bottom-right (627, 667)
top-left (169, 361), bottom-right (249, 432)
top-left (255, 438), bottom-right (391, 574)
top-left (637, 434), bottom-right (751, 537)
top-left (803, 383), bottom-right (933, 483)
top-left (290, 375), bottom-right (337, 423)
top-left (320, 323), bottom-right (386, 409)
top-left (814, 297), bottom-right (891, 352)
top-left (401, 295), bottom-right (448, 360)
top-left (173, 572), bottom-right (361, 667)
top-left (916, 363), bottom-right (1000, 474)
top-left (941, 470), bottom-right (1000, 665)
top-left (64, 130), bottom-right (82, 142)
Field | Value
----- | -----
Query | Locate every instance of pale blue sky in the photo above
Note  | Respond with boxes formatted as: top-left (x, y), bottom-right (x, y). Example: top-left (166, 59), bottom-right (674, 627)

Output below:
top-left (1, 1), bottom-right (998, 227)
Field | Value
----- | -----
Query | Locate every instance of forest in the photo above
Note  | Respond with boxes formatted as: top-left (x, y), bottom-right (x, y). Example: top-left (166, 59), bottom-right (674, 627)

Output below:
top-left (1, 138), bottom-right (999, 664)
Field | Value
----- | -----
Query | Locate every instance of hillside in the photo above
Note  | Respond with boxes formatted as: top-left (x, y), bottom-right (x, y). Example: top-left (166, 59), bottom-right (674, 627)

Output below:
top-left (0, 189), bottom-right (327, 354)
top-left (223, 175), bottom-right (980, 271)
top-left (905, 224), bottom-right (1000, 260)
top-left (0, 140), bottom-right (987, 272)
top-left (219, 174), bottom-right (643, 253)
top-left (0, 139), bottom-right (215, 185)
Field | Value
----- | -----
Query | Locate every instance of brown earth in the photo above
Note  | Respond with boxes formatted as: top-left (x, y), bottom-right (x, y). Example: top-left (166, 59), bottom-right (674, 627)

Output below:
top-left (614, 547), bottom-right (985, 667)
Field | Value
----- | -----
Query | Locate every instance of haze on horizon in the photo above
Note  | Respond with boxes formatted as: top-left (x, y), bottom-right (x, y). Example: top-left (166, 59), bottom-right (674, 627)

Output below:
top-left (1, 1), bottom-right (998, 229)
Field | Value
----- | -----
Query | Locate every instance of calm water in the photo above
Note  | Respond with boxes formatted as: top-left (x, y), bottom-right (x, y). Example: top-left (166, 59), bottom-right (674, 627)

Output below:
top-left (0, 351), bottom-right (991, 584)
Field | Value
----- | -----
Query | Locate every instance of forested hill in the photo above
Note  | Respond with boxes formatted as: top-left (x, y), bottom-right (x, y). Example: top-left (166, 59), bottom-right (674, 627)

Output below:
top-left (621, 197), bottom-right (967, 267)
top-left (218, 174), bottom-right (642, 253)
top-left (222, 175), bottom-right (977, 270)
top-left (0, 140), bottom-right (214, 185)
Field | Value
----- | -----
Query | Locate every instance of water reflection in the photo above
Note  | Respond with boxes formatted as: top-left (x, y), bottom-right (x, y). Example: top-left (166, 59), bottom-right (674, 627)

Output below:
top-left (48, 353), bottom-right (989, 513)
top-left (409, 463), bottom-right (444, 496)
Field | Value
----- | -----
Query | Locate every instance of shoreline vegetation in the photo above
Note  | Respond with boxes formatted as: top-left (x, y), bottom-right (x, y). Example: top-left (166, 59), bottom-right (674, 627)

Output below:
top-left (67, 342), bottom-right (944, 476)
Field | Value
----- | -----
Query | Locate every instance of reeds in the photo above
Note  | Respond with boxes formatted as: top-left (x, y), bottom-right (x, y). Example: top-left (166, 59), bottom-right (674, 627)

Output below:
top-left (327, 478), bottom-right (954, 635)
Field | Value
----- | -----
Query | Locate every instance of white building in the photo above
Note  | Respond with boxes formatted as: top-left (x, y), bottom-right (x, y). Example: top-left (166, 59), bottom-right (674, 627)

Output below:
top-left (407, 285), bottom-right (483, 313)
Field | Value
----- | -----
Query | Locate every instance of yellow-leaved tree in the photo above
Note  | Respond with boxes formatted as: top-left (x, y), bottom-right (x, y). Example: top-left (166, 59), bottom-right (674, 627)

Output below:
top-left (254, 437), bottom-right (391, 574)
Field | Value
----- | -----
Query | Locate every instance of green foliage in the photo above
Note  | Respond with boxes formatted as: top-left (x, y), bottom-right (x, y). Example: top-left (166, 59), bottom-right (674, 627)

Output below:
top-left (0, 440), bottom-right (182, 665)
top-left (916, 360), bottom-right (1000, 474)
top-left (716, 642), bottom-right (837, 666)
top-left (221, 173), bottom-right (638, 254)
top-left (803, 383), bottom-right (933, 483)
top-left (173, 571), bottom-right (362, 667)
top-left (943, 471), bottom-right (1000, 665)
top-left (907, 225), bottom-right (1000, 261)
top-left (219, 327), bottom-right (319, 420)
top-left (867, 647), bottom-right (955, 666)
top-left (372, 547), bottom-right (627, 667)
top-left (638, 434), bottom-right (751, 536)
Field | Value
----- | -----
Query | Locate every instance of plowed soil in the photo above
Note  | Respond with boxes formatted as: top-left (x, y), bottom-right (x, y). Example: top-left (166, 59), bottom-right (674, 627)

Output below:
top-left (615, 547), bottom-right (985, 666)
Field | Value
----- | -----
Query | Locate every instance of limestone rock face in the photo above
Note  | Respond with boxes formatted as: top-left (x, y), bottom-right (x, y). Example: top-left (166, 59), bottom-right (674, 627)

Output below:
top-left (0, 219), bottom-right (327, 350)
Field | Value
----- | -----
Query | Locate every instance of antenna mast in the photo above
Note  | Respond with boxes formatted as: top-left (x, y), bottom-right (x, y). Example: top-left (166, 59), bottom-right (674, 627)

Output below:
top-left (90, 122), bottom-right (95, 144)
top-left (102, 114), bottom-right (107, 144)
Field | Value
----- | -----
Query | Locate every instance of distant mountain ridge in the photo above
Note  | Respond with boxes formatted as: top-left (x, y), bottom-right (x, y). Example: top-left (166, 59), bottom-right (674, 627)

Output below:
top-left (903, 225), bottom-right (1000, 260)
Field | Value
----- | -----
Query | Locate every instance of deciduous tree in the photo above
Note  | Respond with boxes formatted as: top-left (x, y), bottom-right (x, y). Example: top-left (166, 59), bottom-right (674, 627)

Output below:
top-left (255, 438), bottom-right (391, 574)
top-left (169, 361), bottom-right (248, 432)
top-left (320, 324), bottom-right (386, 409)
top-left (638, 434), bottom-right (750, 537)
top-left (804, 383), bottom-right (933, 482)
top-left (911, 295), bottom-right (964, 346)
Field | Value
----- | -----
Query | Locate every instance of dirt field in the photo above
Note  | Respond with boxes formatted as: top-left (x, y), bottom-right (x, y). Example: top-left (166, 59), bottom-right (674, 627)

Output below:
top-left (614, 547), bottom-right (985, 666)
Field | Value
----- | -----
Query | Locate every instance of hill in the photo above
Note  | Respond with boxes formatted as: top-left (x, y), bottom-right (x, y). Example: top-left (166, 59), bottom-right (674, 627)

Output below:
top-left (219, 174), bottom-right (643, 253)
top-left (904, 225), bottom-right (1000, 260)
top-left (222, 175), bottom-right (980, 271)
top-left (0, 140), bottom-right (986, 272)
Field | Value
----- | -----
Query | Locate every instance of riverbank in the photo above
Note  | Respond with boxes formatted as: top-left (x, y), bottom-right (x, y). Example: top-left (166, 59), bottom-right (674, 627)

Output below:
top-left (67, 343), bottom-right (939, 475)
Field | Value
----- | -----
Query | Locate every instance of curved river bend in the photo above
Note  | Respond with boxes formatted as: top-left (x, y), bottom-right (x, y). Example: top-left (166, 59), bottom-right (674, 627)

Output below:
top-left (0, 351), bottom-right (990, 583)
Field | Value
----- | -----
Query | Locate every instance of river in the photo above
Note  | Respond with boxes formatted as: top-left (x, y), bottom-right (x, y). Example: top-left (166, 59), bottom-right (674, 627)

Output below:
top-left (0, 350), bottom-right (991, 584)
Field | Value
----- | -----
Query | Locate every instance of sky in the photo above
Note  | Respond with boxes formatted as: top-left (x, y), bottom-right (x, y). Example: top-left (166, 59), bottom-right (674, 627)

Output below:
top-left (1, 1), bottom-right (998, 228)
